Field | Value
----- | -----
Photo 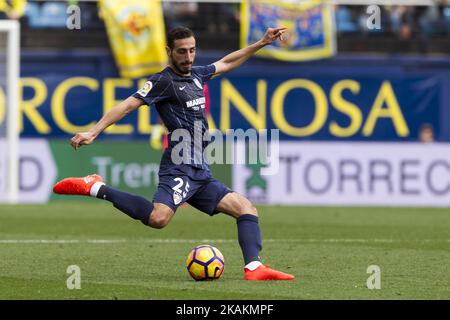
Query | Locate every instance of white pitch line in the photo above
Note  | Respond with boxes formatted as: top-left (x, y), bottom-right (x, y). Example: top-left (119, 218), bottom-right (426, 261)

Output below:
top-left (0, 239), bottom-right (448, 244)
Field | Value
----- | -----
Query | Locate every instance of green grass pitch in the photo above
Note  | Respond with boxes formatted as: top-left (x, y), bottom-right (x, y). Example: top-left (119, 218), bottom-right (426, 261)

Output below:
top-left (0, 202), bottom-right (449, 299)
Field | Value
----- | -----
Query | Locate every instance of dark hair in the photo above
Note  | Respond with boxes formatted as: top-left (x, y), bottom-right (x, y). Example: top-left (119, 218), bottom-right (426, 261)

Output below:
top-left (167, 27), bottom-right (195, 49)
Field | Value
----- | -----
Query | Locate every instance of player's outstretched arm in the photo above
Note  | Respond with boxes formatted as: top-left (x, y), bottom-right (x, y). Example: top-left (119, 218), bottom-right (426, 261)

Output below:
top-left (212, 27), bottom-right (286, 77)
top-left (70, 96), bottom-right (143, 150)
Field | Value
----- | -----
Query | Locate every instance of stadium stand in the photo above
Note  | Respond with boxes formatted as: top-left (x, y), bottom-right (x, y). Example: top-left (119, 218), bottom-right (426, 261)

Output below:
top-left (3, 0), bottom-right (445, 53)
top-left (39, 1), bottom-right (67, 28)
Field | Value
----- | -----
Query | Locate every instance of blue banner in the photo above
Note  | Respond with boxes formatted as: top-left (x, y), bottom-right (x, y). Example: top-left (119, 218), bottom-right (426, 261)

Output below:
top-left (205, 76), bottom-right (441, 141)
top-left (4, 52), bottom-right (449, 142)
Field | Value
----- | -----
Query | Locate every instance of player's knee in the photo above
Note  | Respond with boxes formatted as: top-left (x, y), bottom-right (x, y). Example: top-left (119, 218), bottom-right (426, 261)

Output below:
top-left (237, 198), bottom-right (258, 216)
top-left (232, 194), bottom-right (258, 216)
top-left (148, 211), bottom-right (171, 229)
top-left (217, 192), bottom-right (258, 218)
top-left (243, 204), bottom-right (258, 216)
top-left (248, 205), bottom-right (258, 215)
top-left (241, 196), bottom-right (258, 215)
top-left (149, 216), bottom-right (169, 229)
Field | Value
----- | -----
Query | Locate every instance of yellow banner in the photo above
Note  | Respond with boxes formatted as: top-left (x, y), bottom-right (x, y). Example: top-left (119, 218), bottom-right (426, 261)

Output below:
top-left (241, 0), bottom-right (336, 61)
top-left (99, 0), bottom-right (167, 78)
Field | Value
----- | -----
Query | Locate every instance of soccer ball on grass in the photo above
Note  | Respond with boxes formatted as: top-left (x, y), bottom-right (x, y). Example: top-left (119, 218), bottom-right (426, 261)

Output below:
top-left (185, 245), bottom-right (225, 281)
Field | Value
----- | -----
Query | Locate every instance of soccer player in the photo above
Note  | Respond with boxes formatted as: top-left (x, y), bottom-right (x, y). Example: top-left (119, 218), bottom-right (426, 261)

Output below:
top-left (53, 27), bottom-right (294, 281)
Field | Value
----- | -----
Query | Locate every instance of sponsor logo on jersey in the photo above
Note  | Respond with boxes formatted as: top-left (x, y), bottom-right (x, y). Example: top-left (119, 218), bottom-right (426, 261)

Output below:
top-left (137, 81), bottom-right (153, 97)
top-left (186, 97), bottom-right (206, 111)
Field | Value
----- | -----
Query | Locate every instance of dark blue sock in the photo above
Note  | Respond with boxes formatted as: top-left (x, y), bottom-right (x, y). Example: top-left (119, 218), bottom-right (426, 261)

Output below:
top-left (236, 214), bottom-right (262, 265)
top-left (97, 185), bottom-right (153, 226)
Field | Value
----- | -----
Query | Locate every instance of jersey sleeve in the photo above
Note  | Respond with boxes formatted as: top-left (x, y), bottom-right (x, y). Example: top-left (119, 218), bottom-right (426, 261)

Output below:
top-left (192, 64), bottom-right (216, 83)
top-left (132, 73), bottom-right (171, 105)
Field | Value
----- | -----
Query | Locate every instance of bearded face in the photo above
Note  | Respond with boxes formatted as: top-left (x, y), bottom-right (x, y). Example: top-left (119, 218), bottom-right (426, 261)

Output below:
top-left (167, 37), bottom-right (196, 75)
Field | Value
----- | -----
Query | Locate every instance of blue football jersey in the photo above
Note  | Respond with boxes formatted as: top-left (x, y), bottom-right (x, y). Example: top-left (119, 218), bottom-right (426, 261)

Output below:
top-left (132, 65), bottom-right (216, 171)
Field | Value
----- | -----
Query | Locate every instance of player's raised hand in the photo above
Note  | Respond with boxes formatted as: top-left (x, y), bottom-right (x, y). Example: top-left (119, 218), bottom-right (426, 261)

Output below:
top-left (261, 27), bottom-right (287, 46)
top-left (71, 132), bottom-right (95, 150)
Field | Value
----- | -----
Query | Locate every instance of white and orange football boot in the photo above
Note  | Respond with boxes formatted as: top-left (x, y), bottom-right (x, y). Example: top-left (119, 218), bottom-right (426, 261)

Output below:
top-left (53, 174), bottom-right (104, 197)
top-left (244, 264), bottom-right (295, 281)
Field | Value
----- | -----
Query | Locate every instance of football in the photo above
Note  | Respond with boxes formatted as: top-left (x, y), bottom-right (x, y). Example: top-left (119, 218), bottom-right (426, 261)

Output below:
top-left (185, 245), bottom-right (225, 281)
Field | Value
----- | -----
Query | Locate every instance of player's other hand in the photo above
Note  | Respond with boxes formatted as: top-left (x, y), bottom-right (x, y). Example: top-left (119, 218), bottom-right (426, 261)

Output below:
top-left (71, 132), bottom-right (95, 150)
top-left (261, 27), bottom-right (287, 46)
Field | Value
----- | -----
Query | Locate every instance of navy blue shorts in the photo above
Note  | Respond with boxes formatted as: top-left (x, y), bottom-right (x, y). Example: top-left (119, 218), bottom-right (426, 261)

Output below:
top-left (153, 165), bottom-right (232, 215)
